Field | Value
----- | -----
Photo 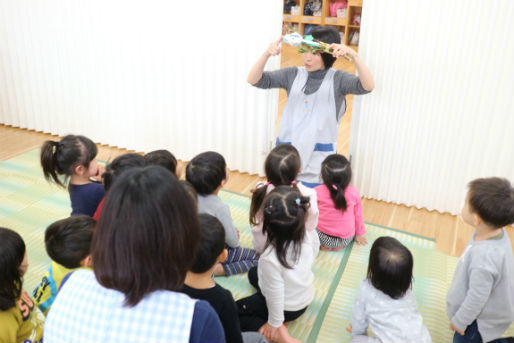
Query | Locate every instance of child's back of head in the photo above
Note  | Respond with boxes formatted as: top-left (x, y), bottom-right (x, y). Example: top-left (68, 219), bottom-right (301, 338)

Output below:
top-left (40, 134), bottom-right (98, 187)
top-left (0, 227), bottom-right (26, 311)
top-left (320, 154), bottom-right (352, 212)
top-left (180, 180), bottom-right (198, 209)
top-left (250, 144), bottom-right (301, 225)
top-left (45, 215), bottom-right (95, 269)
top-left (367, 236), bottom-right (413, 299)
top-left (144, 150), bottom-right (178, 176)
top-left (190, 213), bottom-right (226, 274)
top-left (186, 151), bottom-right (227, 195)
top-left (262, 185), bottom-right (310, 268)
top-left (467, 177), bottom-right (514, 228)
top-left (102, 153), bottom-right (146, 192)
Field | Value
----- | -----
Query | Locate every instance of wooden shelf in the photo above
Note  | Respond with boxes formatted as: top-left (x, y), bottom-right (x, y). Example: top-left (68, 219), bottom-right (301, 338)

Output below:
top-left (302, 15), bottom-right (322, 24)
top-left (282, 0), bottom-right (362, 46)
top-left (325, 17), bottom-right (346, 26)
top-left (283, 14), bottom-right (301, 23)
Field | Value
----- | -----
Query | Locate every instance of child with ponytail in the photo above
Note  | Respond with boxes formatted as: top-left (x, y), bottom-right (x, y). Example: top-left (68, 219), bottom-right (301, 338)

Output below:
top-left (315, 154), bottom-right (367, 251)
top-left (40, 135), bottom-right (105, 216)
top-left (238, 186), bottom-right (317, 343)
top-left (250, 144), bottom-right (319, 255)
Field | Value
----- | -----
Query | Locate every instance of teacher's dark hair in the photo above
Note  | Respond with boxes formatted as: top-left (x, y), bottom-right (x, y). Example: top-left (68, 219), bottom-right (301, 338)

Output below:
top-left (92, 165), bottom-right (201, 306)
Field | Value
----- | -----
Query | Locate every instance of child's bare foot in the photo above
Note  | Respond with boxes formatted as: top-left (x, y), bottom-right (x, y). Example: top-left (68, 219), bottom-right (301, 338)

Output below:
top-left (320, 245), bottom-right (331, 252)
top-left (331, 246), bottom-right (344, 252)
top-left (275, 325), bottom-right (300, 343)
top-left (213, 263), bottom-right (225, 276)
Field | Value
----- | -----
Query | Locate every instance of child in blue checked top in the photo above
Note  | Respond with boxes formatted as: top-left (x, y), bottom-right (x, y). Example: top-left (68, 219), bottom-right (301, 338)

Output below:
top-left (186, 151), bottom-right (259, 276)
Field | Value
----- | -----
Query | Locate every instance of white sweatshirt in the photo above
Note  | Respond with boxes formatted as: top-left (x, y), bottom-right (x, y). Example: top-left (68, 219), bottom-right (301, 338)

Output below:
top-left (257, 229), bottom-right (317, 327)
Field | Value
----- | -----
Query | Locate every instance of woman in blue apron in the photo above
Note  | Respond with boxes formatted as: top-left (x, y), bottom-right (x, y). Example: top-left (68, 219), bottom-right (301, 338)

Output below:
top-left (248, 27), bottom-right (374, 187)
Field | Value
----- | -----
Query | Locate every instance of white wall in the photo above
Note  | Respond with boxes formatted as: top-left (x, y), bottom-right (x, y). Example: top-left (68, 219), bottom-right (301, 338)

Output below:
top-left (351, 0), bottom-right (514, 214)
top-left (0, 0), bottom-right (283, 175)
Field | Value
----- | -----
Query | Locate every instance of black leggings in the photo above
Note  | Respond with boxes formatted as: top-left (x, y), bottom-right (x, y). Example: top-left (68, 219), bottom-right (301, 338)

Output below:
top-left (236, 267), bottom-right (307, 331)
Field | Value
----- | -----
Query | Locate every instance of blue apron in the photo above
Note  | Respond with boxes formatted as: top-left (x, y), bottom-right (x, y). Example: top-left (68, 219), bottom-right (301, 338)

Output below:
top-left (277, 67), bottom-right (339, 187)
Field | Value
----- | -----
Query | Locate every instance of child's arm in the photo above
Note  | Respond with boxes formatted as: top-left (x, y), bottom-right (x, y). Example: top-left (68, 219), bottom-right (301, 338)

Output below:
top-left (450, 266), bottom-right (495, 333)
top-left (260, 259), bottom-right (286, 328)
top-left (305, 189), bottom-right (319, 232)
top-left (353, 192), bottom-right (367, 245)
top-left (247, 37), bottom-right (282, 85)
top-left (329, 43), bottom-right (374, 91)
top-left (216, 205), bottom-right (240, 248)
top-left (351, 281), bottom-right (369, 335)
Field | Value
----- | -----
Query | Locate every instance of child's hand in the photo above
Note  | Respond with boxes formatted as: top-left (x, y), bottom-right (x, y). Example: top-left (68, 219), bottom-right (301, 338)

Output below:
top-left (91, 164), bottom-right (105, 182)
top-left (346, 324), bottom-right (352, 333)
top-left (450, 322), bottom-right (465, 335)
top-left (329, 43), bottom-right (357, 59)
top-left (355, 235), bottom-right (368, 245)
top-left (236, 229), bottom-right (241, 239)
top-left (259, 323), bottom-right (279, 341)
top-left (266, 37), bottom-right (283, 57)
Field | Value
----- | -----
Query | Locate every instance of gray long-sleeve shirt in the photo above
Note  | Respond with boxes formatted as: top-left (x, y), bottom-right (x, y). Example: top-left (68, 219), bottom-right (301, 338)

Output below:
top-left (254, 67), bottom-right (370, 120)
top-left (197, 194), bottom-right (239, 248)
top-left (446, 229), bottom-right (514, 342)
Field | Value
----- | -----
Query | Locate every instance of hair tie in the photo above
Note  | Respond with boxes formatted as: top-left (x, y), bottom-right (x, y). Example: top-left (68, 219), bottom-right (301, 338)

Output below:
top-left (291, 180), bottom-right (297, 186)
top-left (295, 197), bottom-right (301, 205)
top-left (332, 184), bottom-right (338, 191)
top-left (51, 141), bottom-right (61, 148)
top-left (264, 205), bottom-right (273, 215)
top-left (265, 181), bottom-right (271, 186)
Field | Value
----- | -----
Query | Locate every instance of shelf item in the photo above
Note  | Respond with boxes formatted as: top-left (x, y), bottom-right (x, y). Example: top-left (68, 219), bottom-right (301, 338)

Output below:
top-left (281, 0), bottom-right (363, 46)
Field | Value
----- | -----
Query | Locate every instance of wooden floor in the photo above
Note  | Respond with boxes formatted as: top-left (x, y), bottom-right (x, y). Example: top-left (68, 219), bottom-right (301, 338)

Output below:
top-left (1, 45), bottom-right (512, 257)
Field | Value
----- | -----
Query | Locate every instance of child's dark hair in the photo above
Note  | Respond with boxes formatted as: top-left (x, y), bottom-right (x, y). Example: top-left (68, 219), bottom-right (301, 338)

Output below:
top-left (262, 186), bottom-right (309, 269)
top-left (250, 145), bottom-right (301, 225)
top-left (310, 26), bottom-right (341, 69)
top-left (191, 213), bottom-right (226, 274)
top-left (321, 154), bottom-right (352, 212)
top-left (468, 177), bottom-right (514, 228)
top-left (367, 236), bottom-right (413, 299)
top-left (40, 135), bottom-right (98, 187)
top-left (45, 215), bottom-right (96, 269)
top-left (0, 227), bottom-right (26, 311)
top-left (180, 180), bottom-right (198, 208)
top-left (103, 153), bottom-right (146, 192)
top-left (144, 150), bottom-right (177, 175)
top-left (92, 166), bottom-right (200, 307)
top-left (185, 151), bottom-right (227, 195)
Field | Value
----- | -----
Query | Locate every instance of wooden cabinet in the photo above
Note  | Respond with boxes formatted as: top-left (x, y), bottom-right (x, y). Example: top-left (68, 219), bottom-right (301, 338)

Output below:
top-left (282, 0), bottom-right (362, 47)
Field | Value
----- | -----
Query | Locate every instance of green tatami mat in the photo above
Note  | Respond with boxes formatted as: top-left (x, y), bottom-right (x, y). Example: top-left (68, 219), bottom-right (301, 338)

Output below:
top-left (315, 226), bottom-right (514, 343)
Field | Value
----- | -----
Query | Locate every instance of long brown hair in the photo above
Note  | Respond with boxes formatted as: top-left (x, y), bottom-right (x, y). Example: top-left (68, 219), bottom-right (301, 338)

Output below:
top-left (92, 166), bottom-right (200, 306)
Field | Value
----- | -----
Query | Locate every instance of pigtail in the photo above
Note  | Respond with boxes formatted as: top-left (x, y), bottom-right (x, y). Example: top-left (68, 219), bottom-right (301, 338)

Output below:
top-left (262, 187), bottom-right (308, 269)
top-left (329, 184), bottom-right (348, 211)
top-left (40, 140), bottom-right (65, 187)
top-left (249, 183), bottom-right (268, 226)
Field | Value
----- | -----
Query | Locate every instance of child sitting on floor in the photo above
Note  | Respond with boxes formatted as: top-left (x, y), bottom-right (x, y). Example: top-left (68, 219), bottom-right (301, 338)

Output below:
top-left (349, 236), bottom-right (431, 343)
top-left (32, 215), bottom-right (95, 314)
top-left (447, 177), bottom-right (514, 343)
top-left (315, 154), bottom-right (367, 251)
top-left (93, 153), bottom-right (145, 219)
top-left (180, 213), bottom-right (267, 343)
top-left (144, 149), bottom-right (180, 177)
top-left (238, 186), bottom-right (317, 343)
top-left (40, 134), bottom-right (105, 217)
top-left (0, 227), bottom-right (45, 343)
top-left (250, 144), bottom-right (319, 255)
top-left (186, 151), bottom-right (259, 276)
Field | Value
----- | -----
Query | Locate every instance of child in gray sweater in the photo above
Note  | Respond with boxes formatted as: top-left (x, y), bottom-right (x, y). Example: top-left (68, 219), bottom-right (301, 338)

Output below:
top-left (447, 177), bottom-right (514, 343)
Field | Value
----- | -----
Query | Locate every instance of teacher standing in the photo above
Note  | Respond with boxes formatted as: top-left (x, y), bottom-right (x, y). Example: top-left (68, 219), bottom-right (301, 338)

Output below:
top-left (248, 27), bottom-right (374, 187)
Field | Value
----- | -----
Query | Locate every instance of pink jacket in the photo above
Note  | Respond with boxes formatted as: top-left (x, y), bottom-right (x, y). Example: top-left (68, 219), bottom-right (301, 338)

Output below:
top-left (251, 182), bottom-right (319, 254)
top-left (314, 184), bottom-right (365, 239)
